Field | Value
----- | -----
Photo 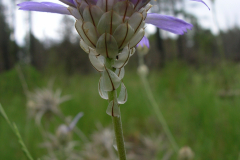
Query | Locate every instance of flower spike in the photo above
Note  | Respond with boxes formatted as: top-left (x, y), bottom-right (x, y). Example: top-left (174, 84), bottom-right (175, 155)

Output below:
top-left (18, 0), bottom-right (208, 111)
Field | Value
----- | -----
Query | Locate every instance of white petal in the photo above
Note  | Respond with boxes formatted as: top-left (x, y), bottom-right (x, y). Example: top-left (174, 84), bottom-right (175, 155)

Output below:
top-left (113, 1), bottom-right (134, 21)
top-left (102, 68), bottom-right (121, 91)
top-left (78, 0), bottom-right (89, 16)
top-left (82, 21), bottom-right (98, 46)
top-left (129, 28), bottom-right (145, 48)
top-left (83, 5), bottom-right (104, 27)
top-left (112, 46), bottom-right (130, 68)
top-left (130, 47), bottom-right (136, 56)
top-left (89, 53), bottom-right (105, 72)
top-left (97, 10), bottom-right (122, 35)
top-left (80, 39), bottom-right (99, 55)
top-left (115, 67), bottom-right (125, 80)
top-left (138, 4), bottom-right (152, 12)
top-left (89, 47), bottom-right (99, 56)
top-left (96, 0), bottom-right (117, 12)
top-left (98, 77), bottom-right (109, 99)
top-left (75, 20), bottom-right (96, 48)
top-left (113, 23), bottom-right (134, 49)
top-left (106, 99), bottom-right (120, 117)
top-left (80, 39), bottom-right (90, 53)
top-left (134, 0), bottom-right (151, 11)
top-left (96, 33), bottom-right (119, 59)
top-left (117, 83), bottom-right (128, 104)
top-left (68, 6), bottom-right (82, 19)
top-left (128, 12), bottom-right (144, 33)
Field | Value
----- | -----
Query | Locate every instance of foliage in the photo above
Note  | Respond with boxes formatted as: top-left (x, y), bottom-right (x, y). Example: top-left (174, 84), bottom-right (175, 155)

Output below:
top-left (0, 2), bottom-right (19, 72)
top-left (0, 63), bottom-right (240, 160)
top-left (0, 104), bottom-right (34, 160)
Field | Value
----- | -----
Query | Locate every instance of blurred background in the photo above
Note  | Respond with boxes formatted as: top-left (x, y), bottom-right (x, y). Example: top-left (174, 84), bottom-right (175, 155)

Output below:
top-left (0, 0), bottom-right (240, 160)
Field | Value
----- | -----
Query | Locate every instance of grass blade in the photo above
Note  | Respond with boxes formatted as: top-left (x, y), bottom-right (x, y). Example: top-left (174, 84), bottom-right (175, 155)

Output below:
top-left (0, 103), bottom-right (34, 160)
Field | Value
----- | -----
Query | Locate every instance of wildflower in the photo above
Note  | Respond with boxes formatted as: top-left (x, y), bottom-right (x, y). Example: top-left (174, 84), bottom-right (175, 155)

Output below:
top-left (136, 36), bottom-right (149, 76)
top-left (56, 112), bottom-right (83, 145)
top-left (18, 1), bottom-right (209, 159)
top-left (137, 36), bottom-right (149, 55)
top-left (178, 146), bottom-right (195, 160)
top-left (27, 87), bottom-right (71, 125)
top-left (40, 113), bottom-right (83, 160)
top-left (18, 0), bottom-right (208, 104)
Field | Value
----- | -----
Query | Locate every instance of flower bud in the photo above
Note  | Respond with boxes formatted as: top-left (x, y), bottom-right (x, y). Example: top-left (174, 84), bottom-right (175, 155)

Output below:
top-left (178, 146), bottom-right (195, 160)
top-left (74, 0), bottom-right (151, 68)
top-left (74, 0), bottom-right (151, 102)
top-left (56, 124), bottom-right (72, 145)
top-left (137, 45), bottom-right (149, 56)
top-left (137, 64), bottom-right (149, 76)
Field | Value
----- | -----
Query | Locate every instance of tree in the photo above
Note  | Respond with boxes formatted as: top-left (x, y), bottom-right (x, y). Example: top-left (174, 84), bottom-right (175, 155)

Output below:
top-left (0, 2), bottom-right (12, 71)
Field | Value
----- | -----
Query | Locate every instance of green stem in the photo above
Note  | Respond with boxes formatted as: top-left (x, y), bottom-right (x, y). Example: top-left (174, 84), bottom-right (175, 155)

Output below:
top-left (112, 115), bottom-right (126, 160)
top-left (108, 91), bottom-right (127, 160)
top-left (0, 104), bottom-right (34, 160)
top-left (139, 74), bottom-right (179, 153)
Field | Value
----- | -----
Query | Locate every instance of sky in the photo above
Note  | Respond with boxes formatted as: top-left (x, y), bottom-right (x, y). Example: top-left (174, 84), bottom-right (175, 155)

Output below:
top-left (3, 0), bottom-right (240, 46)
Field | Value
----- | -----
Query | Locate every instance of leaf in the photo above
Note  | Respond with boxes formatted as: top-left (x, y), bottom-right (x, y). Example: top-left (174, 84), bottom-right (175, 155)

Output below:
top-left (0, 104), bottom-right (34, 160)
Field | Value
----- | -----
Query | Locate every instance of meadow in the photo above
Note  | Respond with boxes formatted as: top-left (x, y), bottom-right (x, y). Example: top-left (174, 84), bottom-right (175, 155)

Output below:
top-left (0, 62), bottom-right (240, 160)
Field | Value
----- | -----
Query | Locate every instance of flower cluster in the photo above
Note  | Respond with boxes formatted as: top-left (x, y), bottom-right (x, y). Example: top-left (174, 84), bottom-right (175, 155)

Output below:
top-left (27, 87), bottom-right (71, 124)
top-left (18, 0), bottom-right (209, 116)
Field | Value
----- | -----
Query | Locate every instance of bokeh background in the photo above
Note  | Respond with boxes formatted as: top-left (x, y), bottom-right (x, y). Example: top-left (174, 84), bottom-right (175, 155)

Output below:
top-left (0, 0), bottom-right (240, 160)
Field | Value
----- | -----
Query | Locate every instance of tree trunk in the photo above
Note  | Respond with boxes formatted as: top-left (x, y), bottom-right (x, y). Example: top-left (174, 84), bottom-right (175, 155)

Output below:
top-left (156, 28), bottom-right (166, 68)
top-left (177, 36), bottom-right (184, 59)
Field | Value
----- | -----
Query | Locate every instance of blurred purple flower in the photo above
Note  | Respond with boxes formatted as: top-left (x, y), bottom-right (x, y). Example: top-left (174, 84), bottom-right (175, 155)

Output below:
top-left (137, 36), bottom-right (149, 48)
top-left (191, 0), bottom-right (210, 10)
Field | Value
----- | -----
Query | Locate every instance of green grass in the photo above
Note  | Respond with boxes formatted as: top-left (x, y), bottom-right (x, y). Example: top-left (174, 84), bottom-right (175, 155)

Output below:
top-left (0, 62), bottom-right (240, 160)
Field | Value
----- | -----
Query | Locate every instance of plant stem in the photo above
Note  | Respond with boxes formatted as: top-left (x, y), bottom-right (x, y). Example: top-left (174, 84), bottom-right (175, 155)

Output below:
top-left (108, 90), bottom-right (127, 160)
top-left (0, 104), bottom-right (34, 160)
top-left (139, 74), bottom-right (179, 154)
top-left (112, 115), bottom-right (126, 160)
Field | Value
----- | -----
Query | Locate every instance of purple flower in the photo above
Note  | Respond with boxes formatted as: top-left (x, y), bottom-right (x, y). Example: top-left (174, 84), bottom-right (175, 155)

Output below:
top-left (17, 0), bottom-right (209, 116)
top-left (17, 0), bottom-right (209, 72)
top-left (191, 0), bottom-right (210, 10)
top-left (18, 0), bottom-right (209, 36)
top-left (137, 36), bottom-right (149, 48)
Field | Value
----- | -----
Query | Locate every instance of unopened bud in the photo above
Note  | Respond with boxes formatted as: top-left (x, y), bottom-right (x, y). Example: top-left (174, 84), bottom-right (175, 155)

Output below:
top-left (178, 146), bottom-right (194, 160)
top-left (137, 64), bottom-right (149, 77)
top-left (137, 45), bottom-right (149, 56)
top-left (27, 100), bottom-right (36, 109)
top-left (56, 124), bottom-right (72, 145)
